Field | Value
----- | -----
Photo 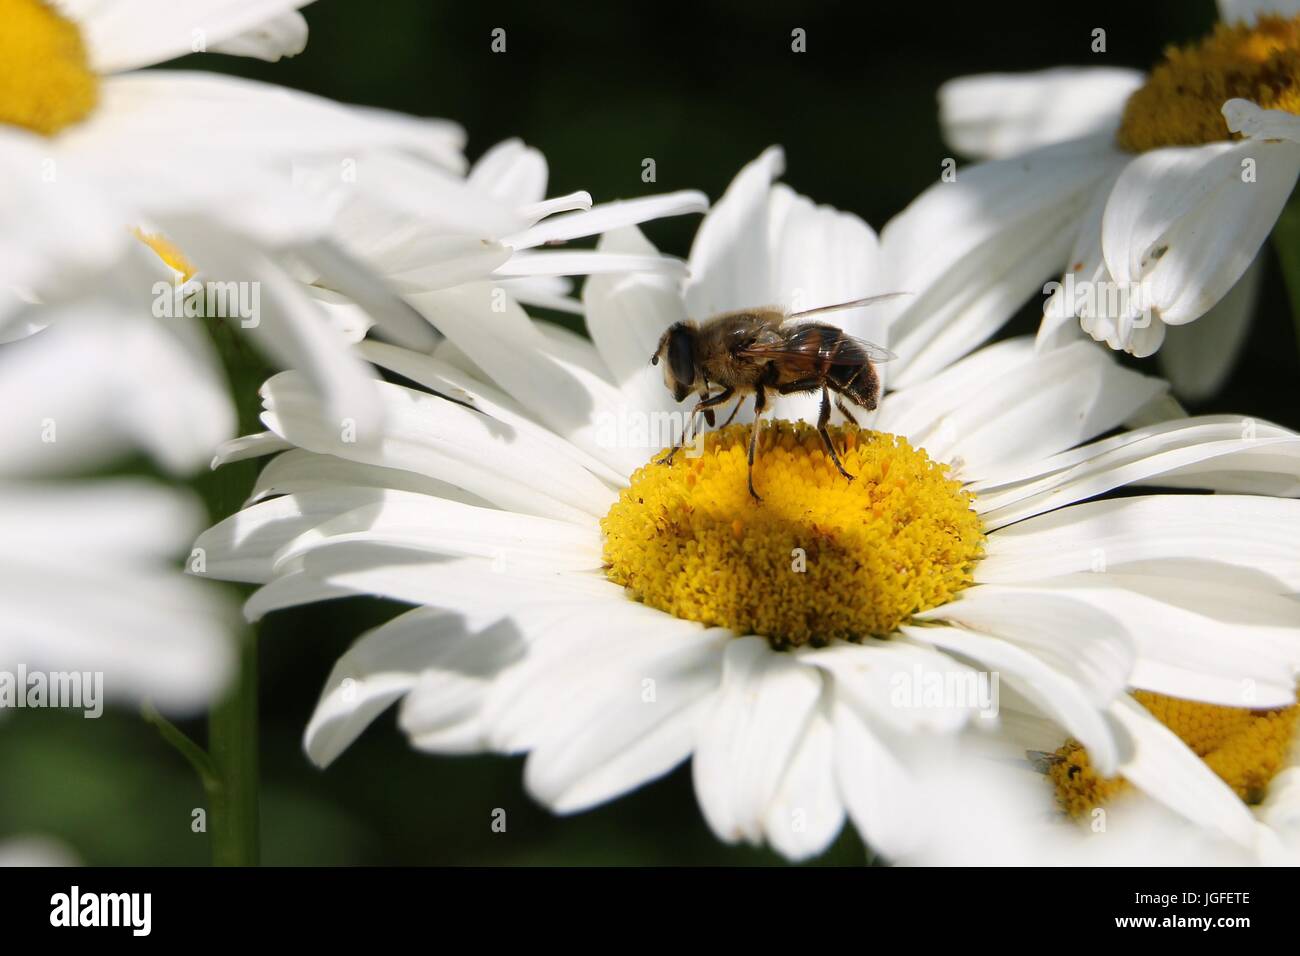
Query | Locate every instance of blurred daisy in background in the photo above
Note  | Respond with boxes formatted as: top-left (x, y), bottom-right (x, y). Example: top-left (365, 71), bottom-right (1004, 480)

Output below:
top-left (193, 149), bottom-right (1300, 861)
top-left (0, 288), bottom-right (238, 714)
top-left (3, 0), bottom-right (707, 446)
top-left (906, 685), bottom-right (1300, 865)
top-left (894, 0), bottom-right (1300, 400)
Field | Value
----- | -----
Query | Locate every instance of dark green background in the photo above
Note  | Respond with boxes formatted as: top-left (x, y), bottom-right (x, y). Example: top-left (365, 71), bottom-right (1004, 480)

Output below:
top-left (5, 0), bottom-right (1297, 865)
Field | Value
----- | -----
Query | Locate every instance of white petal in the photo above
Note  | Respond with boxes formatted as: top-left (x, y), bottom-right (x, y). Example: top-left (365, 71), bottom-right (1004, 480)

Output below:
top-left (940, 68), bottom-right (1142, 159)
top-left (406, 283), bottom-right (644, 475)
top-left (902, 618), bottom-right (1128, 777)
top-left (1038, 162), bottom-right (1128, 351)
top-left (1158, 252), bottom-right (1261, 401)
top-left (830, 698), bottom-right (919, 860)
top-left (765, 184), bottom-right (886, 419)
top-left (914, 587), bottom-right (1135, 709)
top-left (305, 607), bottom-right (525, 767)
top-left (999, 573), bottom-right (1300, 708)
top-left (877, 338), bottom-right (1165, 481)
top-left (81, 72), bottom-right (466, 172)
top-left (802, 639), bottom-right (977, 735)
top-left (971, 415), bottom-right (1300, 528)
top-left (156, 225), bottom-right (386, 442)
top-left (692, 636), bottom-right (825, 845)
top-left (1110, 695), bottom-right (1260, 848)
top-left (243, 568), bottom-right (358, 620)
top-left (467, 139), bottom-right (548, 207)
top-left (292, 241), bottom-right (439, 352)
top-left (522, 627), bottom-right (728, 813)
top-left (582, 226), bottom-right (688, 415)
top-left (481, 604), bottom-right (717, 752)
top-left (250, 448), bottom-right (493, 506)
top-left (882, 137), bottom-right (1122, 384)
top-left (0, 307), bottom-right (234, 477)
top-left (68, 0), bottom-right (311, 72)
top-left (1224, 96), bottom-right (1300, 143)
top-left (502, 191), bottom-right (708, 250)
top-left (0, 479), bottom-right (236, 712)
top-left (761, 705), bottom-right (845, 861)
top-left (208, 10), bottom-right (307, 61)
top-left (1101, 139), bottom-right (1300, 335)
top-left (211, 431), bottom-right (292, 468)
top-left (978, 494), bottom-right (1300, 592)
top-left (194, 486), bottom-right (388, 583)
top-left (260, 370), bottom-right (616, 523)
top-left (356, 339), bottom-right (628, 487)
top-left (296, 544), bottom-right (622, 615)
top-left (684, 146), bottom-right (785, 317)
top-left (272, 490), bottom-right (604, 574)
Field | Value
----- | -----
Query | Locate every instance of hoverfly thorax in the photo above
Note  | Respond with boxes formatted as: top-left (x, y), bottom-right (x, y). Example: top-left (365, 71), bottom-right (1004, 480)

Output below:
top-left (652, 321), bottom-right (699, 403)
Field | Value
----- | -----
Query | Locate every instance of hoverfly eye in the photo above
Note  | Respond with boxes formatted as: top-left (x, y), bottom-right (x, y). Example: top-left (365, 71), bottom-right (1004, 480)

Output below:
top-left (667, 327), bottom-right (695, 389)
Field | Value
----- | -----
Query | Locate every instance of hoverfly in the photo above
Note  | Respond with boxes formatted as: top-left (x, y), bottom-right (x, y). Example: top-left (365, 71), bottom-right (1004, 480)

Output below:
top-left (651, 295), bottom-right (901, 501)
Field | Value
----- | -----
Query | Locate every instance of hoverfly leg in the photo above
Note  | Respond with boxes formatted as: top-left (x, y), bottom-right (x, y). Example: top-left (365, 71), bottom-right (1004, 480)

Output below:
top-left (818, 387), bottom-right (855, 482)
top-left (657, 387), bottom-right (735, 466)
top-left (747, 385), bottom-right (767, 502)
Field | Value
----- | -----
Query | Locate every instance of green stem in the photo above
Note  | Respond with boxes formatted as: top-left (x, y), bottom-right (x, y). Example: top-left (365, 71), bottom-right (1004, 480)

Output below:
top-left (207, 625), bottom-right (260, 866)
top-left (141, 702), bottom-right (219, 792)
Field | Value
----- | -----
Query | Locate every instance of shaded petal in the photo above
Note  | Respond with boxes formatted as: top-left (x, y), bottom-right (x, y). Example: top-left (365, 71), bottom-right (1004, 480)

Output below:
top-left (1158, 252), bottom-right (1261, 401)
top-left (692, 636), bottom-right (824, 845)
top-left (1101, 139), bottom-right (1300, 337)
top-left (940, 68), bottom-right (1142, 159)
top-left (877, 338), bottom-right (1165, 481)
top-left (882, 137), bottom-right (1123, 384)
top-left (305, 607), bottom-right (525, 767)
top-left (522, 626), bottom-right (728, 813)
top-left (1110, 695), bottom-right (1260, 848)
top-left (971, 415), bottom-right (1300, 528)
top-left (684, 146), bottom-right (785, 317)
top-left (978, 494), bottom-right (1300, 593)
top-left (761, 704), bottom-right (845, 861)
top-left (260, 370), bottom-right (615, 522)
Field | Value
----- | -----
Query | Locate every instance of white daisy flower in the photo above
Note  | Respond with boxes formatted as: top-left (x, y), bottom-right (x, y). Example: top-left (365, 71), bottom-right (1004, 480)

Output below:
top-left (4, 0), bottom-right (707, 443)
top-left (901, 684), bottom-right (1300, 865)
top-left (303, 136), bottom-right (710, 315)
top-left (2, 0), bottom-right (472, 438)
top-left (0, 302), bottom-right (238, 714)
top-left (193, 149), bottom-right (1300, 861)
top-left (890, 0), bottom-right (1300, 399)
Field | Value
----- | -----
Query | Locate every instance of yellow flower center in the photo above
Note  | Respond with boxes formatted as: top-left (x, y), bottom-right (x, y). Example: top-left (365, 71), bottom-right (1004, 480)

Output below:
top-left (601, 422), bottom-right (985, 648)
top-left (0, 0), bottom-right (98, 136)
top-left (134, 229), bottom-right (198, 282)
top-left (1118, 14), bottom-right (1300, 152)
top-left (1051, 691), bottom-right (1300, 817)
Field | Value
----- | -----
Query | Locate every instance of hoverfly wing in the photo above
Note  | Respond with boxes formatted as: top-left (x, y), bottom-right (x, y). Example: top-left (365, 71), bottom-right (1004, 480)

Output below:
top-left (785, 292), bottom-right (912, 321)
top-left (848, 336), bottom-right (898, 364)
top-left (736, 328), bottom-right (897, 366)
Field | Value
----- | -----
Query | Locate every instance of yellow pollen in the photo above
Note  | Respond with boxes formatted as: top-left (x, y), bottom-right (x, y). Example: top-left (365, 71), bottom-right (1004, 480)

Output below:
top-left (133, 229), bottom-right (198, 282)
top-left (1050, 690), bottom-right (1300, 818)
top-left (1118, 14), bottom-right (1300, 151)
top-left (0, 0), bottom-right (98, 136)
top-left (600, 422), bottom-right (985, 648)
